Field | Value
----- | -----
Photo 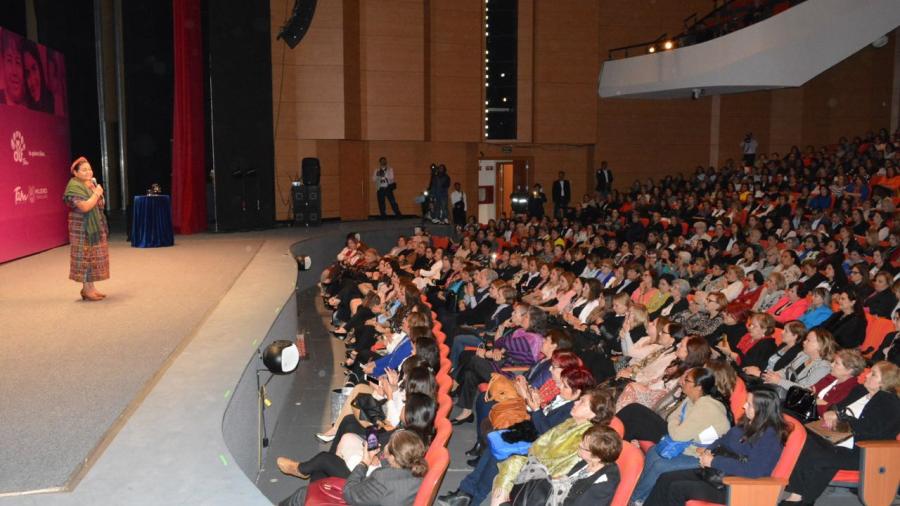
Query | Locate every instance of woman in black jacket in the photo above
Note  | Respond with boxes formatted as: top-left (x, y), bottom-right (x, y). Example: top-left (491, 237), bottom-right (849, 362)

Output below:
top-left (781, 361), bottom-right (900, 505)
top-left (863, 271), bottom-right (898, 318)
top-left (507, 424), bottom-right (622, 506)
top-left (820, 287), bottom-right (867, 349)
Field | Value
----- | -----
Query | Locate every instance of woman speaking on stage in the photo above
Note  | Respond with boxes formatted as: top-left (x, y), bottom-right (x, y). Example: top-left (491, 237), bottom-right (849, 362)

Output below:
top-left (63, 157), bottom-right (109, 301)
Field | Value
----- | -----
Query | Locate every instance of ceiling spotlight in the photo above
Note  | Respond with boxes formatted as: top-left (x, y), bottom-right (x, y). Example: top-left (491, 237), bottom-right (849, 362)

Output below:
top-left (648, 46), bottom-right (656, 53)
top-left (502, 97), bottom-right (507, 102)
top-left (663, 40), bottom-right (674, 50)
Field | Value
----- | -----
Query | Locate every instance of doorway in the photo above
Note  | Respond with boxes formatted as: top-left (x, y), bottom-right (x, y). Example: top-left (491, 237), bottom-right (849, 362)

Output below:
top-left (478, 158), bottom-right (532, 223)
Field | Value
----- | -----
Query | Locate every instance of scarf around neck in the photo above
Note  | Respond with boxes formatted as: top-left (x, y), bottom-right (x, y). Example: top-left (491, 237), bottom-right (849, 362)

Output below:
top-left (64, 177), bottom-right (103, 245)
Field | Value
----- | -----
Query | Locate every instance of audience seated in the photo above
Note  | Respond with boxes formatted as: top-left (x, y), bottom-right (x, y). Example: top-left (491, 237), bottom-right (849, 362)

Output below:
top-left (276, 126), bottom-right (900, 506)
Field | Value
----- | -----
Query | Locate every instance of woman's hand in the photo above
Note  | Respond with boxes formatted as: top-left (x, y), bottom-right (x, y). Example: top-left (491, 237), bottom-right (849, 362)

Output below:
top-left (361, 361), bottom-right (375, 375)
top-left (525, 387), bottom-right (541, 411)
top-left (513, 376), bottom-right (529, 399)
top-left (384, 367), bottom-right (400, 387)
top-left (378, 377), bottom-right (394, 399)
top-left (475, 347), bottom-right (487, 358)
top-left (743, 366), bottom-right (761, 377)
top-left (762, 371), bottom-right (782, 384)
top-left (616, 367), bottom-right (633, 380)
top-left (699, 449), bottom-right (714, 468)
top-left (822, 410), bottom-right (838, 429)
top-left (361, 447), bottom-right (380, 467)
top-left (92, 184), bottom-right (104, 197)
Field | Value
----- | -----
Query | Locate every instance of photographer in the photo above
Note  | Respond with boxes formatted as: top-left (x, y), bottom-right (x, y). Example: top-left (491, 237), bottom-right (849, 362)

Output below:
top-left (373, 157), bottom-right (402, 219)
top-left (430, 164), bottom-right (451, 224)
top-left (528, 183), bottom-right (547, 219)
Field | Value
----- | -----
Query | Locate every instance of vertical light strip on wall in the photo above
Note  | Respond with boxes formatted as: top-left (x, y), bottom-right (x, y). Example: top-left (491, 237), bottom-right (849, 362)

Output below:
top-left (484, 0), bottom-right (517, 140)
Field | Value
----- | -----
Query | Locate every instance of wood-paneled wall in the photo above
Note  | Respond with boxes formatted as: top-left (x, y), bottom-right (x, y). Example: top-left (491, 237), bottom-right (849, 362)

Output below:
top-left (270, 0), bottom-right (898, 221)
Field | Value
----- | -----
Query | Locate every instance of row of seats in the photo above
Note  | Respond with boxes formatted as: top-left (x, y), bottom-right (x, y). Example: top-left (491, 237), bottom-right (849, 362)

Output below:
top-left (303, 299), bottom-right (454, 506)
top-left (412, 297), bottom-right (453, 506)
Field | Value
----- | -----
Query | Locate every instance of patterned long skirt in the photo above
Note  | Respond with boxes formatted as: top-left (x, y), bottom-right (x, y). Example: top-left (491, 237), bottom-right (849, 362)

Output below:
top-left (68, 211), bottom-right (110, 282)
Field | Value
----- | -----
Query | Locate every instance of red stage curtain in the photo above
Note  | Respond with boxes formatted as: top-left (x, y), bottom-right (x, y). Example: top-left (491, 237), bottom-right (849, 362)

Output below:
top-left (171, 0), bottom-right (206, 234)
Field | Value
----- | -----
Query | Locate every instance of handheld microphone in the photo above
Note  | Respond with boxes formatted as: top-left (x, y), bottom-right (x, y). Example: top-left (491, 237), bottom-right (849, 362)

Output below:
top-left (91, 177), bottom-right (98, 187)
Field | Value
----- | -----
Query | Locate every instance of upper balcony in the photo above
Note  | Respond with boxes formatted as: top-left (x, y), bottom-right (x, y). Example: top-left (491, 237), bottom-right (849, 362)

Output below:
top-left (598, 0), bottom-right (900, 99)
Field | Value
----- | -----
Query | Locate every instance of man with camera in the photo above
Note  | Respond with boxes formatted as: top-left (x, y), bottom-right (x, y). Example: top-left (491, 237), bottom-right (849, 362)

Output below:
top-left (373, 157), bottom-right (402, 219)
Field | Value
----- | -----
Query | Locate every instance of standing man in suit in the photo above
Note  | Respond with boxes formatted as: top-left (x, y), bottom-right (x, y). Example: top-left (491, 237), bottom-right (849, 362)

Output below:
top-left (595, 161), bottom-right (613, 198)
top-left (552, 171), bottom-right (571, 219)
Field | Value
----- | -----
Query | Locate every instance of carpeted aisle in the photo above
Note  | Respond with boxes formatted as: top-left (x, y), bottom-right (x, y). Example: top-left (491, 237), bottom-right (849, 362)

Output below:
top-left (0, 234), bottom-right (262, 495)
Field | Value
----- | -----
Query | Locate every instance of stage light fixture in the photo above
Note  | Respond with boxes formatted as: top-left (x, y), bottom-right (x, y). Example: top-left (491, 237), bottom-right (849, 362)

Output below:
top-left (663, 40), bottom-right (674, 50)
top-left (262, 340), bottom-right (300, 374)
top-left (648, 46), bottom-right (656, 53)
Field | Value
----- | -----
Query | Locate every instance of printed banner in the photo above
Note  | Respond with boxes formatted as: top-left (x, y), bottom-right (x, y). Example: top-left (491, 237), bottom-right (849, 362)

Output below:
top-left (0, 28), bottom-right (70, 263)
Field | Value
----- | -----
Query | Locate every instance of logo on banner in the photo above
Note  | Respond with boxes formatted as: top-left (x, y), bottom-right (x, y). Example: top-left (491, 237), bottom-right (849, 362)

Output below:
top-left (11, 131), bottom-right (28, 166)
top-left (14, 185), bottom-right (49, 205)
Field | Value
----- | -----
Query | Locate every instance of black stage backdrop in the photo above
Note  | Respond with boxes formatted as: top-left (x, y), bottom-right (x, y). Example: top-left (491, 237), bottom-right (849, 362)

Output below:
top-left (204, 0), bottom-right (276, 231)
top-left (35, 0), bottom-right (101, 175)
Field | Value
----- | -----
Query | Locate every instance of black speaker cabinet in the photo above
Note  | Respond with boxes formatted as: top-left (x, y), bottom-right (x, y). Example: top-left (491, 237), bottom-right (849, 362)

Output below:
top-left (292, 184), bottom-right (321, 226)
top-left (301, 157), bottom-right (320, 186)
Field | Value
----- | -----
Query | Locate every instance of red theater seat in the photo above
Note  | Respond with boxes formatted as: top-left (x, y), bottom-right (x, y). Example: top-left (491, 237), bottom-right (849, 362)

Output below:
top-left (611, 440), bottom-right (645, 506)
top-left (414, 446), bottom-right (450, 506)
top-left (686, 416), bottom-right (805, 506)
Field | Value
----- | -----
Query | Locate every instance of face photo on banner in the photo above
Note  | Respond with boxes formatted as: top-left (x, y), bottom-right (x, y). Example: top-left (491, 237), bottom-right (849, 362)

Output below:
top-left (0, 28), bottom-right (67, 117)
top-left (0, 26), bottom-right (71, 264)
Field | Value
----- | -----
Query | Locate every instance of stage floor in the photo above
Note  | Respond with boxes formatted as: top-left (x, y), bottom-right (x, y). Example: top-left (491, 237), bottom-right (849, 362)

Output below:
top-left (0, 233), bottom-right (263, 494)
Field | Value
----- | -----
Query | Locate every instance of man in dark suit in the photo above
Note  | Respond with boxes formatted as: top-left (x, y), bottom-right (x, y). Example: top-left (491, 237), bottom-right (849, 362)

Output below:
top-left (595, 161), bottom-right (613, 197)
top-left (552, 171), bottom-right (572, 219)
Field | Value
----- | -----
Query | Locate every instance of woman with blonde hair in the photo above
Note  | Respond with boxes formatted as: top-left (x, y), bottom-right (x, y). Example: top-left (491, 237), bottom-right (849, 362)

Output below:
top-left (717, 312), bottom-right (778, 370)
top-left (782, 361), bottom-right (900, 505)
top-left (761, 327), bottom-right (835, 392)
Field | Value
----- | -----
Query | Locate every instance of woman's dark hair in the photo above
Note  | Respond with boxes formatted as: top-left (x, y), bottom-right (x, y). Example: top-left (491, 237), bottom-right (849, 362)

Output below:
top-left (525, 304), bottom-right (548, 335)
top-left (21, 39), bottom-right (50, 109)
top-left (688, 367), bottom-right (734, 425)
top-left (740, 385), bottom-right (789, 444)
top-left (788, 281), bottom-right (809, 299)
top-left (401, 355), bottom-right (429, 376)
top-left (782, 249), bottom-right (798, 265)
top-left (665, 336), bottom-right (711, 382)
top-left (546, 329), bottom-right (574, 352)
top-left (362, 292), bottom-right (381, 309)
top-left (583, 278), bottom-right (604, 300)
top-left (835, 286), bottom-right (865, 315)
top-left (385, 430), bottom-right (428, 477)
top-left (408, 325), bottom-right (433, 341)
top-left (413, 337), bottom-right (440, 372)
top-left (583, 387), bottom-right (616, 425)
top-left (749, 270), bottom-right (765, 286)
top-left (402, 393), bottom-right (436, 445)
top-left (666, 322), bottom-right (686, 341)
top-left (403, 366), bottom-right (437, 398)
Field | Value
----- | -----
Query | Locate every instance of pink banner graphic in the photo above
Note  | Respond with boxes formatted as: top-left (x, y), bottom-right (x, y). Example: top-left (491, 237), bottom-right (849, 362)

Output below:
top-left (0, 28), bottom-right (71, 264)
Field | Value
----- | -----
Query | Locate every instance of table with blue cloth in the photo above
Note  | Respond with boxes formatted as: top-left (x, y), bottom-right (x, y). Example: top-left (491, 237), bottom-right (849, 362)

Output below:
top-left (132, 195), bottom-right (175, 247)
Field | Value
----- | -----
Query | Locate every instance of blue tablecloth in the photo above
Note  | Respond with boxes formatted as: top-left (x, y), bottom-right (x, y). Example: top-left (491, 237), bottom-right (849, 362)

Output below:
top-left (132, 195), bottom-right (175, 247)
